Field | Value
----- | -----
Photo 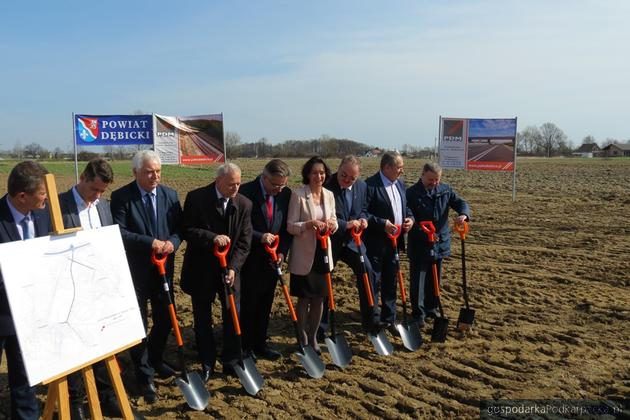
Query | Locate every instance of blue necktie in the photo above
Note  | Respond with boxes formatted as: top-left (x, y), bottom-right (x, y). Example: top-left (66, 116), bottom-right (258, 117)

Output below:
top-left (20, 215), bottom-right (33, 240)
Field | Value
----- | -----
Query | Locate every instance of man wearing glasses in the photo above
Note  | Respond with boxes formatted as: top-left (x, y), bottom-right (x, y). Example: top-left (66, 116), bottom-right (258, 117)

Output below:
top-left (239, 159), bottom-right (292, 361)
top-left (320, 155), bottom-right (382, 335)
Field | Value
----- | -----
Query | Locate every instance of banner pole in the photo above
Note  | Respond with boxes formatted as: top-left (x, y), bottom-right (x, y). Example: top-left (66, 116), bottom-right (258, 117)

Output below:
top-left (72, 113), bottom-right (79, 184)
top-left (512, 117), bottom-right (518, 202)
top-left (437, 115), bottom-right (442, 163)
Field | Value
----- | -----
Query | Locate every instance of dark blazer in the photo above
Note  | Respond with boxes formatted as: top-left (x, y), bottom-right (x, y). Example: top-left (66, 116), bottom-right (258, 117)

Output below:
top-left (0, 195), bottom-right (51, 335)
top-left (364, 171), bottom-right (413, 255)
top-left (59, 188), bottom-right (114, 229)
top-left (239, 176), bottom-right (292, 266)
top-left (180, 183), bottom-right (252, 297)
top-left (406, 181), bottom-right (470, 260)
top-left (110, 182), bottom-right (183, 296)
top-left (325, 173), bottom-right (369, 254)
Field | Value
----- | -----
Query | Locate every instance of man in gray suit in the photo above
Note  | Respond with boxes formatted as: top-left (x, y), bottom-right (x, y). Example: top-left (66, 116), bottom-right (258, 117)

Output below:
top-left (58, 158), bottom-right (121, 419)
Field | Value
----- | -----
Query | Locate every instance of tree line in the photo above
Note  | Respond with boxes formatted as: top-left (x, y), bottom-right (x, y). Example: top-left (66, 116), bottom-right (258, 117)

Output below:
top-left (517, 122), bottom-right (629, 157)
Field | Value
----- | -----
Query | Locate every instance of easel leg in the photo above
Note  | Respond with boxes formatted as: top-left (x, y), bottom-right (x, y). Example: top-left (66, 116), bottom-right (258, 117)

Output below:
top-left (82, 366), bottom-right (103, 419)
top-left (42, 377), bottom-right (70, 420)
top-left (105, 355), bottom-right (134, 420)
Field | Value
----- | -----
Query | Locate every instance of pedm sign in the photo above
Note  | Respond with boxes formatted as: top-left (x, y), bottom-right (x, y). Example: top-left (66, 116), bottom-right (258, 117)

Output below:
top-left (75, 114), bottom-right (153, 146)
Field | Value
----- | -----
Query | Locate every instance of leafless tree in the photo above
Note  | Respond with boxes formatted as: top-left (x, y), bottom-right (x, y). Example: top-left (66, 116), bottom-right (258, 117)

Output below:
top-left (539, 122), bottom-right (567, 158)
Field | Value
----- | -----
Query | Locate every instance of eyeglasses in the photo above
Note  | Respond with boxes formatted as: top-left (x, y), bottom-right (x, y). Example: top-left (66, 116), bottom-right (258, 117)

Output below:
top-left (264, 176), bottom-right (287, 189)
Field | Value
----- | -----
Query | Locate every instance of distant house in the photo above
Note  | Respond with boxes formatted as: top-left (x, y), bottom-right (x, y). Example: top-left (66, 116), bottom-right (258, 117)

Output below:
top-left (602, 143), bottom-right (630, 157)
top-left (364, 147), bottom-right (382, 158)
top-left (573, 143), bottom-right (602, 158)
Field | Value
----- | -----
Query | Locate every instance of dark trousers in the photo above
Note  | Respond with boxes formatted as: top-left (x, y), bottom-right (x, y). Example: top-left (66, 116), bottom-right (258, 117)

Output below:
top-left (409, 258), bottom-right (442, 321)
top-left (191, 281), bottom-right (240, 370)
top-left (0, 335), bottom-right (39, 420)
top-left (130, 287), bottom-right (173, 384)
top-left (67, 360), bottom-right (116, 406)
top-left (240, 265), bottom-right (277, 352)
top-left (321, 246), bottom-right (380, 331)
top-left (368, 246), bottom-right (397, 324)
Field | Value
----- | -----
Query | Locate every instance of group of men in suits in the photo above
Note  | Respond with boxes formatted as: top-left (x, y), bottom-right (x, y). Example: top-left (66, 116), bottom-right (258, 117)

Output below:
top-left (0, 150), bottom-right (469, 419)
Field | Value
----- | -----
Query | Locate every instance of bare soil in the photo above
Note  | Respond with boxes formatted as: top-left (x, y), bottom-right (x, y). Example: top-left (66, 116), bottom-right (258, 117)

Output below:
top-left (1, 158), bottom-right (628, 419)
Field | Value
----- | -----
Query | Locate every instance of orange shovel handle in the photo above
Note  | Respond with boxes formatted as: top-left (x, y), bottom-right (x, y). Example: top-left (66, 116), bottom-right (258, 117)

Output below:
top-left (453, 220), bottom-right (469, 240)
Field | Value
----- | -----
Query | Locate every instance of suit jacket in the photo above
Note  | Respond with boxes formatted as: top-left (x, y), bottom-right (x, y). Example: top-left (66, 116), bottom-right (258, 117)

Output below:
top-left (58, 188), bottom-right (114, 229)
top-left (364, 171), bottom-right (414, 256)
top-left (406, 181), bottom-right (470, 260)
top-left (239, 176), bottom-right (292, 272)
top-left (0, 195), bottom-right (51, 335)
top-left (286, 185), bottom-right (337, 276)
top-left (110, 181), bottom-right (183, 296)
top-left (180, 183), bottom-right (253, 296)
top-left (325, 173), bottom-right (370, 255)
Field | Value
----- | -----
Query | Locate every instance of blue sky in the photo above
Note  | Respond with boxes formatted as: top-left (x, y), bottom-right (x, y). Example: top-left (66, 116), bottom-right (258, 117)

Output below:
top-left (1, 0), bottom-right (628, 151)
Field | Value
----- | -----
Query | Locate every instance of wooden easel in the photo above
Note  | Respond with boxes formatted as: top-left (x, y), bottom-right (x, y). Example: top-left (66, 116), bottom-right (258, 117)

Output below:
top-left (40, 174), bottom-right (140, 420)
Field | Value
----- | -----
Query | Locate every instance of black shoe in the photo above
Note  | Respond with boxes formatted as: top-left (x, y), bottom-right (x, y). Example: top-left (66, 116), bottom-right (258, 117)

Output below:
top-left (201, 365), bottom-right (214, 383)
top-left (316, 327), bottom-right (326, 342)
top-left (425, 311), bottom-right (439, 320)
top-left (70, 403), bottom-right (87, 420)
top-left (153, 362), bottom-right (176, 379)
top-left (253, 347), bottom-right (281, 361)
top-left (223, 364), bottom-right (238, 377)
top-left (101, 399), bottom-right (123, 418)
top-left (369, 320), bottom-right (389, 334)
top-left (243, 349), bottom-right (257, 362)
top-left (140, 381), bottom-right (157, 404)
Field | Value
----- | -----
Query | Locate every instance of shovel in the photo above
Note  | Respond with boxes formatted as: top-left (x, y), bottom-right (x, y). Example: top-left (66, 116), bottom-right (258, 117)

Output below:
top-left (315, 228), bottom-right (353, 368)
top-left (453, 221), bottom-right (475, 332)
top-left (386, 225), bottom-right (422, 351)
top-left (213, 242), bottom-right (264, 396)
top-left (419, 221), bottom-right (449, 343)
top-left (264, 236), bottom-right (325, 379)
top-left (349, 227), bottom-right (394, 356)
top-left (150, 251), bottom-right (210, 411)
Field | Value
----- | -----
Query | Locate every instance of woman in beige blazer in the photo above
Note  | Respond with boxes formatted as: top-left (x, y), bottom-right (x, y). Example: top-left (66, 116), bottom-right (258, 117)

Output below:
top-left (287, 157), bottom-right (338, 353)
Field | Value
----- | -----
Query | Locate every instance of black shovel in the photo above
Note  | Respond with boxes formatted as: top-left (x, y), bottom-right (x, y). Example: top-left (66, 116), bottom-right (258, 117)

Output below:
top-left (213, 242), bottom-right (264, 396)
top-left (316, 228), bottom-right (353, 368)
top-left (264, 236), bottom-right (325, 379)
top-left (349, 227), bottom-right (394, 356)
top-left (386, 225), bottom-right (422, 351)
top-left (420, 221), bottom-right (449, 343)
top-left (453, 221), bottom-right (475, 332)
top-left (151, 252), bottom-right (210, 411)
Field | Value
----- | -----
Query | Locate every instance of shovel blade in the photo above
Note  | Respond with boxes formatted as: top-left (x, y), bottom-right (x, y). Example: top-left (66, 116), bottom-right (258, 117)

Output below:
top-left (395, 321), bottom-right (423, 351)
top-left (232, 357), bottom-right (264, 396)
top-left (431, 317), bottom-right (449, 342)
top-left (296, 346), bottom-right (325, 378)
top-left (369, 330), bottom-right (394, 356)
top-left (325, 334), bottom-right (353, 368)
top-left (175, 372), bottom-right (210, 411)
top-left (457, 308), bottom-right (475, 332)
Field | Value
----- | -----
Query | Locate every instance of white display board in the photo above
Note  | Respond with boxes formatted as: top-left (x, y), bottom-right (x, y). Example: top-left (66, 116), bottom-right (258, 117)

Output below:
top-left (0, 225), bottom-right (145, 386)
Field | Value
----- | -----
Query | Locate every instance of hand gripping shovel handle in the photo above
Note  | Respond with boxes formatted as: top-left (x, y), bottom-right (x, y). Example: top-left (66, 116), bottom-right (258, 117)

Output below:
top-left (315, 228), bottom-right (336, 311)
top-left (453, 221), bottom-right (470, 309)
top-left (213, 242), bottom-right (241, 336)
top-left (264, 236), bottom-right (298, 323)
top-left (151, 251), bottom-right (184, 347)
top-left (350, 226), bottom-right (374, 307)
top-left (386, 225), bottom-right (408, 304)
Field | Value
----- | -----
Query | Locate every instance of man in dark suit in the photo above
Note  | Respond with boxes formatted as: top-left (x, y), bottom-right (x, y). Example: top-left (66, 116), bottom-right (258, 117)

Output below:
top-left (180, 163), bottom-right (252, 381)
top-left (59, 159), bottom-right (121, 418)
top-left (110, 150), bottom-right (183, 404)
top-left (0, 161), bottom-right (51, 420)
top-left (406, 162), bottom-right (470, 326)
top-left (239, 159), bottom-right (292, 361)
top-left (365, 151), bottom-right (414, 326)
top-left (322, 155), bottom-right (381, 332)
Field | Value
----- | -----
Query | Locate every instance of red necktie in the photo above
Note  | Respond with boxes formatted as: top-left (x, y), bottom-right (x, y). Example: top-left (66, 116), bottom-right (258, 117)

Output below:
top-left (265, 194), bottom-right (273, 224)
